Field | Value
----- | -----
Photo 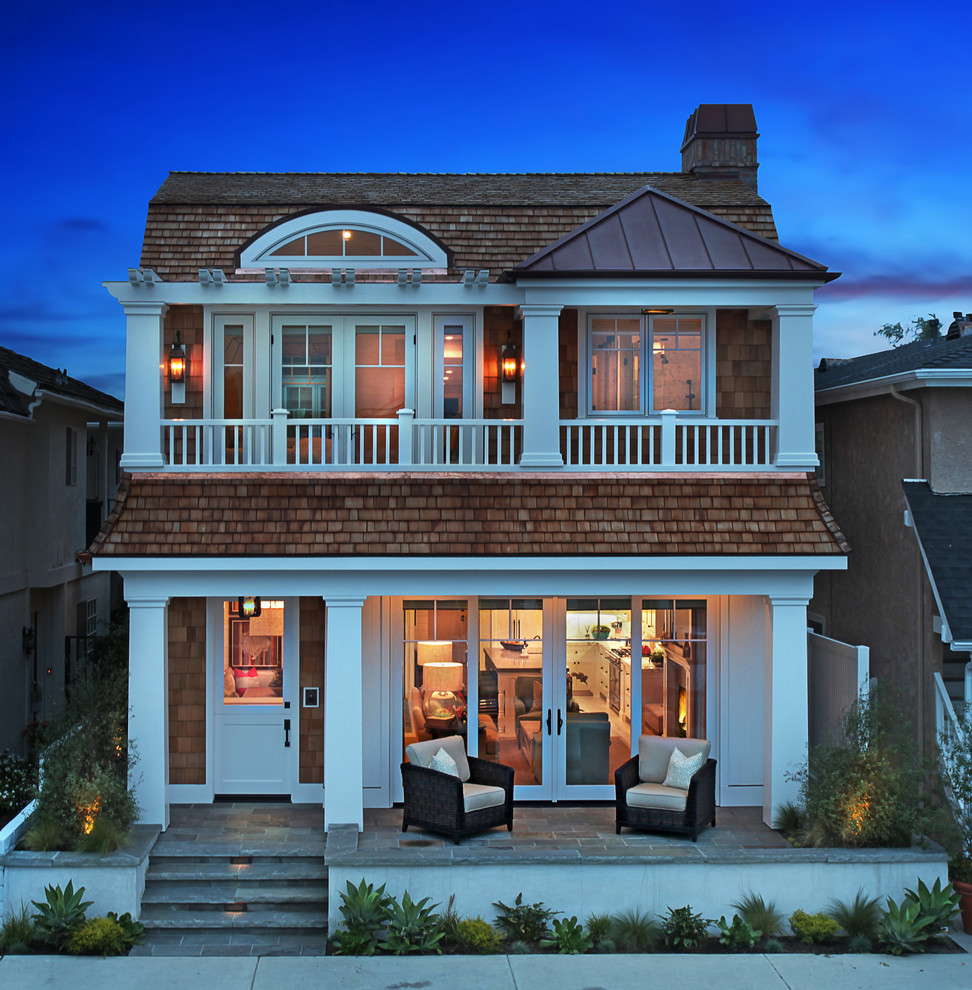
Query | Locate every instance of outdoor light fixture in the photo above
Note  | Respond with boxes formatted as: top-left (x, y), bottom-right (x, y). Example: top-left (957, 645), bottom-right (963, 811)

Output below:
top-left (168, 331), bottom-right (187, 384)
top-left (22, 626), bottom-right (35, 657)
top-left (238, 596), bottom-right (262, 619)
top-left (501, 331), bottom-right (519, 405)
top-left (642, 307), bottom-right (675, 315)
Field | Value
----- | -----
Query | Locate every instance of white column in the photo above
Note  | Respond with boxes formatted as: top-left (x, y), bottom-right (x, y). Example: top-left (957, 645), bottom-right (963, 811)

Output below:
top-left (517, 303), bottom-right (564, 468)
top-left (120, 300), bottom-right (167, 469)
top-left (772, 304), bottom-right (818, 469)
top-left (763, 595), bottom-right (810, 825)
top-left (127, 593), bottom-right (170, 829)
top-left (323, 596), bottom-right (366, 830)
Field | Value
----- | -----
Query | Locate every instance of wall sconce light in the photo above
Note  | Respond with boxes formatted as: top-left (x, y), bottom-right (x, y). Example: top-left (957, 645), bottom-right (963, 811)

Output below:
top-left (168, 330), bottom-right (187, 405)
top-left (238, 596), bottom-right (262, 619)
top-left (22, 626), bottom-right (35, 656)
top-left (501, 331), bottom-right (519, 405)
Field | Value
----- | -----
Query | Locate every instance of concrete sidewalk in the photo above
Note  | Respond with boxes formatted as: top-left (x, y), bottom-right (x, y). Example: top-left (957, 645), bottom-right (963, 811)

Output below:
top-left (0, 946), bottom-right (969, 990)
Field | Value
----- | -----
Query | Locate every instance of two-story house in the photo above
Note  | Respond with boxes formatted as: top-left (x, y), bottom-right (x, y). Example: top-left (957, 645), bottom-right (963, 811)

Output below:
top-left (90, 104), bottom-right (847, 832)
top-left (813, 315), bottom-right (972, 755)
top-left (0, 346), bottom-right (124, 754)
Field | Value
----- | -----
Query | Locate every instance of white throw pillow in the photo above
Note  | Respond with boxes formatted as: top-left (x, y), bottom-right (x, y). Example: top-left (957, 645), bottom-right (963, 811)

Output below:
top-left (662, 747), bottom-right (705, 790)
top-left (428, 747), bottom-right (460, 777)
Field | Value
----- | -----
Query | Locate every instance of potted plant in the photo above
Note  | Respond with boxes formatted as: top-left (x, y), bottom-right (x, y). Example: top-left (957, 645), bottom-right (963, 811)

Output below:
top-left (937, 705), bottom-right (972, 933)
top-left (590, 625), bottom-right (611, 640)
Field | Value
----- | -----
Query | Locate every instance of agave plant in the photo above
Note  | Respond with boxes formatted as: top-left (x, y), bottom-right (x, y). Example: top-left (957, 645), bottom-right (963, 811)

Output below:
top-left (903, 877), bottom-right (959, 934)
top-left (878, 896), bottom-right (933, 955)
top-left (378, 890), bottom-right (444, 955)
top-left (539, 916), bottom-right (593, 954)
top-left (31, 880), bottom-right (93, 948)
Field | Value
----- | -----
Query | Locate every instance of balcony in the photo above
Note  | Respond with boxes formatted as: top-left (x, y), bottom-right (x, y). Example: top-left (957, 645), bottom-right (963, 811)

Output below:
top-left (159, 408), bottom-right (779, 472)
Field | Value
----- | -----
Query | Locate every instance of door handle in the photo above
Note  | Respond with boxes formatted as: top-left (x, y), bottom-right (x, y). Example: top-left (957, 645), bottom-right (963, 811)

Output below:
top-left (546, 708), bottom-right (552, 734)
top-left (557, 709), bottom-right (563, 735)
top-left (284, 718), bottom-right (291, 748)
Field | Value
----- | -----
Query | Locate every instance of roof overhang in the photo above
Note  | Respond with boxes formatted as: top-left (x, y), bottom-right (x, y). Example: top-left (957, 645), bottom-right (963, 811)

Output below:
top-left (816, 369), bottom-right (972, 406)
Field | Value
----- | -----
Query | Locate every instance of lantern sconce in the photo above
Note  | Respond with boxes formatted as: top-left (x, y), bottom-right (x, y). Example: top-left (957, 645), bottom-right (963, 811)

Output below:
top-left (169, 331), bottom-right (187, 404)
top-left (22, 626), bottom-right (35, 657)
top-left (501, 331), bottom-right (519, 405)
top-left (238, 596), bottom-right (262, 619)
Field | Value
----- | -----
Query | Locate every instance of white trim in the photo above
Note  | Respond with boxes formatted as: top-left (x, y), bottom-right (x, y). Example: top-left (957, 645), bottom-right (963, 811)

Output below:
top-left (239, 210), bottom-right (447, 269)
top-left (816, 369), bottom-right (972, 406)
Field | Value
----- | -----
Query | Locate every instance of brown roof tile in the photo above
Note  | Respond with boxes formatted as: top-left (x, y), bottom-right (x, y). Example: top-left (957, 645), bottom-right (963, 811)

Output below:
top-left (90, 473), bottom-right (848, 559)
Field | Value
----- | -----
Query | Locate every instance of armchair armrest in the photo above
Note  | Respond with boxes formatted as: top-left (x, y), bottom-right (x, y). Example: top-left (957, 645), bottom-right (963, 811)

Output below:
top-left (468, 756), bottom-right (514, 792)
top-left (615, 754), bottom-right (640, 799)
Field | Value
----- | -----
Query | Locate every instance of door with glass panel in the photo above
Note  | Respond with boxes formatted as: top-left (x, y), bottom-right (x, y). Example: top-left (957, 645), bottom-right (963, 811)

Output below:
top-left (214, 599), bottom-right (295, 794)
top-left (275, 316), bottom-right (412, 466)
top-left (213, 315), bottom-right (256, 464)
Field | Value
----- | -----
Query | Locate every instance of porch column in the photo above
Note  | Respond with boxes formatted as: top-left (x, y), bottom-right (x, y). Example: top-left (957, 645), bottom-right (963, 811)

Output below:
top-left (763, 595), bottom-right (810, 825)
top-left (120, 300), bottom-right (167, 469)
top-left (127, 593), bottom-right (170, 829)
top-left (771, 304), bottom-right (817, 469)
top-left (517, 303), bottom-right (564, 468)
top-left (323, 596), bottom-right (366, 830)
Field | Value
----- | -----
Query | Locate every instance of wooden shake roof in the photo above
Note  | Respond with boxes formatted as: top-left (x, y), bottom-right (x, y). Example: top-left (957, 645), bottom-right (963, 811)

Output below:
top-left (89, 473), bottom-right (848, 559)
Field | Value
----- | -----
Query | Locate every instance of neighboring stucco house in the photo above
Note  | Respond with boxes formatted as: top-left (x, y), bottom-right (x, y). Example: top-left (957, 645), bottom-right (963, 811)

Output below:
top-left (813, 314), bottom-right (972, 754)
top-left (90, 104), bottom-right (847, 832)
top-left (0, 346), bottom-right (124, 754)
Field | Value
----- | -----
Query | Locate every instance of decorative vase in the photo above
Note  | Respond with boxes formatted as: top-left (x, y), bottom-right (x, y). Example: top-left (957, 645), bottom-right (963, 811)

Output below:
top-left (955, 879), bottom-right (972, 935)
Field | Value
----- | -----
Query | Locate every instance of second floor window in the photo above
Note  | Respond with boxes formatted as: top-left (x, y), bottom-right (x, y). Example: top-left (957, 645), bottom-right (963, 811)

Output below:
top-left (588, 314), bottom-right (706, 415)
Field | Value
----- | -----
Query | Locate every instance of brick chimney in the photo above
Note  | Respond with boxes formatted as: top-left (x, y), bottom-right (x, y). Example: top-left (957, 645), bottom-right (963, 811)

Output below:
top-left (681, 104), bottom-right (759, 189)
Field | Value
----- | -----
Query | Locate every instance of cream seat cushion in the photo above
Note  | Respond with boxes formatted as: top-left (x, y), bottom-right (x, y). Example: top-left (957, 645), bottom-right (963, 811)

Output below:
top-left (462, 783), bottom-right (506, 813)
top-left (405, 736), bottom-right (471, 782)
top-left (625, 781), bottom-right (688, 813)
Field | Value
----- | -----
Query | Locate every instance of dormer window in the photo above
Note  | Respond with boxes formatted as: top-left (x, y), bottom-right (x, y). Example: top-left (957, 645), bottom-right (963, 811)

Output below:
top-left (239, 210), bottom-right (448, 270)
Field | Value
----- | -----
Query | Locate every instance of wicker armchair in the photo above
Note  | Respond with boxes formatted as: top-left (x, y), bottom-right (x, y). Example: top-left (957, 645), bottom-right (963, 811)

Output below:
top-left (401, 736), bottom-right (514, 843)
top-left (615, 735), bottom-right (716, 841)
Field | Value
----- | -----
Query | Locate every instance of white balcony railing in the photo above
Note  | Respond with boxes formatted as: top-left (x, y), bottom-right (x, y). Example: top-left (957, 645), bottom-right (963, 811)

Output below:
top-left (161, 409), bottom-right (778, 471)
top-left (561, 412), bottom-right (778, 470)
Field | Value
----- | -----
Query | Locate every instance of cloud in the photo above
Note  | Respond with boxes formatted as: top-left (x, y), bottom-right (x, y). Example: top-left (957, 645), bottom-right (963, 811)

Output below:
top-left (819, 276), bottom-right (972, 302)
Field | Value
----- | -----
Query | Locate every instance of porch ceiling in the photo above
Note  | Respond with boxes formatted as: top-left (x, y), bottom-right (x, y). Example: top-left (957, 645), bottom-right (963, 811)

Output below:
top-left (89, 473), bottom-right (848, 559)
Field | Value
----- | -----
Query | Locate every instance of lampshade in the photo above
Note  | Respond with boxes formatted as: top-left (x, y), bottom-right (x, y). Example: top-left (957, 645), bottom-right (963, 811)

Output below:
top-left (249, 605), bottom-right (284, 638)
top-left (422, 662), bottom-right (463, 694)
top-left (416, 641), bottom-right (453, 665)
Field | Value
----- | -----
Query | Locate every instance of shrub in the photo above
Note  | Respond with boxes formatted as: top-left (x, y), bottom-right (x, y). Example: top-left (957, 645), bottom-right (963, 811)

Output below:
top-left (763, 938), bottom-right (784, 953)
top-left (584, 912), bottom-right (613, 945)
top-left (0, 904), bottom-right (38, 954)
top-left (828, 888), bottom-right (881, 939)
top-left (772, 801), bottom-right (806, 840)
top-left (29, 624), bottom-right (139, 850)
top-left (0, 750), bottom-right (34, 817)
top-left (848, 934), bottom-right (873, 953)
top-left (716, 914), bottom-right (761, 951)
top-left (21, 814), bottom-right (70, 852)
top-left (731, 891), bottom-right (784, 939)
top-left (789, 909), bottom-right (840, 944)
top-left (790, 690), bottom-right (924, 848)
top-left (493, 892), bottom-right (556, 944)
top-left (661, 905), bottom-right (709, 950)
top-left (608, 909), bottom-right (659, 952)
top-left (454, 917), bottom-right (503, 954)
top-left (66, 916), bottom-right (130, 956)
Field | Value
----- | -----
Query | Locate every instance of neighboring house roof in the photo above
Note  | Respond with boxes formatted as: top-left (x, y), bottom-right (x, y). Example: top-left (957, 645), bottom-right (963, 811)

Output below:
top-left (815, 334), bottom-right (972, 394)
top-left (514, 186), bottom-right (831, 280)
top-left (90, 474), bottom-right (848, 558)
top-left (141, 172), bottom-right (783, 281)
top-left (0, 345), bottom-right (124, 419)
top-left (902, 481), bottom-right (972, 645)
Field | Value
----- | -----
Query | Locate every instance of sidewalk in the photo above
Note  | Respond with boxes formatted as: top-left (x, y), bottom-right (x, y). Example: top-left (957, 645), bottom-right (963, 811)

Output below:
top-left (1, 940), bottom-right (969, 990)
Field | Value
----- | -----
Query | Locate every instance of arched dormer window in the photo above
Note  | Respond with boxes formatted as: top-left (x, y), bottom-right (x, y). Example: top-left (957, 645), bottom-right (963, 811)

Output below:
top-left (238, 210), bottom-right (448, 269)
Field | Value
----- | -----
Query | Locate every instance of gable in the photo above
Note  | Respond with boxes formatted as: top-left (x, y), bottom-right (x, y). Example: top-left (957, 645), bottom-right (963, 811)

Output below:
top-left (514, 186), bottom-right (831, 279)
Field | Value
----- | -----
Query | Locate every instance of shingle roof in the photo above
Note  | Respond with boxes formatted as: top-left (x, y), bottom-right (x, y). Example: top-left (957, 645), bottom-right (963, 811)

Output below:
top-left (90, 473), bottom-right (848, 558)
top-left (0, 345), bottom-right (123, 417)
top-left (815, 334), bottom-right (972, 391)
top-left (140, 172), bottom-right (781, 280)
top-left (515, 186), bottom-right (830, 279)
top-left (902, 481), bottom-right (972, 642)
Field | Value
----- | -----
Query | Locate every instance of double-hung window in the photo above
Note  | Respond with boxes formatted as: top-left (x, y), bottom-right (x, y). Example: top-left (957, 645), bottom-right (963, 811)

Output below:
top-left (588, 313), bottom-right (707, 415)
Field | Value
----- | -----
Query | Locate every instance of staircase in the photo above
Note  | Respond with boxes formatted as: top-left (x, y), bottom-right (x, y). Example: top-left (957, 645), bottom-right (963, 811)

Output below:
top-left (136, 849), bottom-right (328, 956)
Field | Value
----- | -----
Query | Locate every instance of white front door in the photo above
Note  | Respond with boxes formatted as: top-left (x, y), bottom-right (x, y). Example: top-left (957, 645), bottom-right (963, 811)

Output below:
top-left (214, 598), bottom-right (297, 795)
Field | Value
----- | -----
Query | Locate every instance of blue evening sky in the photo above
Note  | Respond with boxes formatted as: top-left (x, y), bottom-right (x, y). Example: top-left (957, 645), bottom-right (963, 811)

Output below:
top-left (1, 0), bottom-right (969, 399)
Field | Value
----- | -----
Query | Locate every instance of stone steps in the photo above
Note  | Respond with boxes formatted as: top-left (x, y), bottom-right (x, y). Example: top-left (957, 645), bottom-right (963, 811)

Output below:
top-left (136, 851), bottom-right (328, 955)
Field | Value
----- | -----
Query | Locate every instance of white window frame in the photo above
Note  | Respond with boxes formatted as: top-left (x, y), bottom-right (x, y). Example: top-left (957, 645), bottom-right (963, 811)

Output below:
top-left (432, 314), bottom-right (474, 419)
top-left (239, 210), bottom-right (447, 270)
top-left (582, 310), bottom-right (715, 417)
